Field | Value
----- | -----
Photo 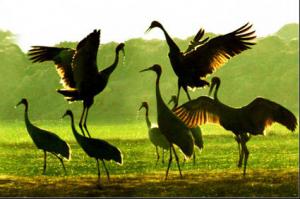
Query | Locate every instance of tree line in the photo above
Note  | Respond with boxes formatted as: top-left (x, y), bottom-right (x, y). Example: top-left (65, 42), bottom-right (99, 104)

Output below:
top-left (0, 24), bottom-right (298, 123)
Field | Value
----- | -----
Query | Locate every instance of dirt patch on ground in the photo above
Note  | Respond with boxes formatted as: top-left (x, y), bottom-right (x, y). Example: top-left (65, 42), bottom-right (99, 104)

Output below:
top-left (0, 169), bottom-right (298, 197)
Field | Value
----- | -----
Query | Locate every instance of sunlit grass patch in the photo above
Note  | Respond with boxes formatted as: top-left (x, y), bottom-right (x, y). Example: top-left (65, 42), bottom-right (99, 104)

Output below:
top-left (0, 121), bottom-right (298, 196)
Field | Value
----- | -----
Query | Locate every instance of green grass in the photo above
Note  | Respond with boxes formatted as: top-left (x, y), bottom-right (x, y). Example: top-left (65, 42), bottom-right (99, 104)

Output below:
top-left (0, 121), bottom-right (299, 196)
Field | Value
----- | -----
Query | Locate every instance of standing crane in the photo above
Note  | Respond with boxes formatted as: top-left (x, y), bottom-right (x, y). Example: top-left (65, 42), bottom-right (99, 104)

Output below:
top-left (139, 101), bottom-right (170, 164)
top-left (15, 98), bottom-right (71, 175)
top-left (173, 77), bottom-right (297, 176)
top-left (140, 64), bottom-right (194, 180)
top-left (168, 95), bottom-right (203, 165)
top-left (63, 110), bottom-right (122, 188)
top-left (146, 21), bottom-right (256, 107)
top-left (28, 30), bottom-right (125, 137)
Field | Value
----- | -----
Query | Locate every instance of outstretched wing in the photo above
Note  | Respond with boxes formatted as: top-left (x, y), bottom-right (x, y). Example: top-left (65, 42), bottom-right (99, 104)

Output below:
top-left (72, 29), bottom-right (100, 87)
top-left (184, 28), bottom-right (209, 53)
top-left (183, 23), bottom-right (256, 77)
top-left (28, 46), bottom-right (76, 88)
top-left (174, 96), bottom-right (220, 128)
top-left (243, 97), bottom-right (297, 132)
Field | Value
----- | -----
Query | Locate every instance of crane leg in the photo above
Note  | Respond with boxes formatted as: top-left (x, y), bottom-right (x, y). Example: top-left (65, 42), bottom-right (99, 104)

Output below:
top-left (155, 146), bottom-right (160, 166)
top-left (43, 150), bottom-right (47, 175)
top-left (165, 145), bottom-right (173, 180)
top-left (101, 160), bottom-right (110, 182)
top-left (238, 146), bottom-right (244, 169)
top-left (193, 152), bottom-right (196, 165)
top-left (198, 128), bottom-right (204, 150)
top-left (241, 134), bottom-right (250, 176)
top-left (96, 159), bottom-right (102, 189)
top-left (175, 82), bottom-right (181, 108)
top-left (172, 145), bottom-right (183, 178)
top-left (79, 106), bottom-right (87, 137)
top-left (83, 107), bottom-right (91, 138)
top-left (236, 136), bottom-right (243, 168)
top-left (186, 91), bottom-right (192, 101)
top-left (183, 86), bottom-right (192, 101)
top-left (52, 153), bottom-right (67, 174)
top-left (59, 158), bottom-right (67, 175)
top-left (162, 149), bottom-right (165, 164)
top-left (237, 144), bottom-right (242, 168)
top-left (237, 140), bottom-right (241, 156)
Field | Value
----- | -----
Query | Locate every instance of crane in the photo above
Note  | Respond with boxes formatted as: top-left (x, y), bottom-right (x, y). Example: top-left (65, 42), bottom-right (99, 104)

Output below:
top-left (28, 30), bottom-right (125, 137)
top-left (140, 64), bottom-right (194, 180)
top-left (15, 98), bottom-right (71, 175)
top-left (168, 95), bottom-right (203, 165)
top-left (63, 110), bottom-right (122, 188)
top-left (173, 77), bottom-right (297, 175)
top-left (146, 21), bottom-right (256, 107)
top-left (139, 101), bottom-right (170, 164)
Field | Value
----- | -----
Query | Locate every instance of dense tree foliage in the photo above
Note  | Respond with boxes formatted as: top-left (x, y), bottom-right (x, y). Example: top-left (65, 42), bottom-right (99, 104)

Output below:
top-left (0, 24), bottom-right (298, 123)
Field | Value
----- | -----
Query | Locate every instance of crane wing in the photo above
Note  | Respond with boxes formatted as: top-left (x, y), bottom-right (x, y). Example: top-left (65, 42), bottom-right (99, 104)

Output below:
top-left (243, 97), bottom-right (297, 132)
top-left (28, 46), bottom-right (76, 88)
top-left (174, 96), bottom-right (220, 128)
top-left (183, 23), bottom-right (256, 77)
top-left (72, 29), bottom-right (100, 87)
top-left (29, 124), bottom-right (70, 159)
top-left (184, 28), bottom-right (209, 53)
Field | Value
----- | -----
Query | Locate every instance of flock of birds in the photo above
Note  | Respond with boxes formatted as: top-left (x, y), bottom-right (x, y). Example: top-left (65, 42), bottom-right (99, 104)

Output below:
top-left (15, 21), bottom-right (297, 187)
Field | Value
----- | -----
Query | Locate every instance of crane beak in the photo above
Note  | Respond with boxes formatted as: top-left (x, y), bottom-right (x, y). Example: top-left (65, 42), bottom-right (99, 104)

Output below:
top-left (62, 112), bottom-right (67, 118)
top-left (138, 105), bottom-right (143, 111)
top-left (145, 27), bottom-right (151, 34)
top-left (139, 67), bottom-right (151, 73)
top-left (15, 101), bottom-right (22, 108)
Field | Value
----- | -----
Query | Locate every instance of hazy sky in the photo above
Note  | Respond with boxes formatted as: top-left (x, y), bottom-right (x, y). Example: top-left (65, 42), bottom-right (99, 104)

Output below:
top-left (0, 0), bottom-right (298, 52)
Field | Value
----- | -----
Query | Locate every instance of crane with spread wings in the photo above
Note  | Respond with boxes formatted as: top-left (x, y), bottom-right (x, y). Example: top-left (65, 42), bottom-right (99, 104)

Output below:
top-left (174, 77), bottom-right (297, 175)
top-left (146, 21), bottom-right (256, 106)
top-left (28, 30), bottom-right (125, 137)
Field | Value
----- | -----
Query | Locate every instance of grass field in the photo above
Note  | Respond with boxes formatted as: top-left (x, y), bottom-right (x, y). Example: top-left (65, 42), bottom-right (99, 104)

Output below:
top-left (0, 121), bottom-right (299, 197)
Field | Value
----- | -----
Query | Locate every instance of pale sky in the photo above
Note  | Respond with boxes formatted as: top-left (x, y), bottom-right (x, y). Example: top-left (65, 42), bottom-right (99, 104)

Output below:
top-left (0, 0), bottom-right (299, 52)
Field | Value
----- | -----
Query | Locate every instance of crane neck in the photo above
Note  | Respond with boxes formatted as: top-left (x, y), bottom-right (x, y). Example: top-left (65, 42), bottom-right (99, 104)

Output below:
top-left (155, 69), bottom-right (169, 116)
top-left (143, 106), bottom-right (151, 128)
top-left (213, 81), bottom-right (220, 101)
top-left (159, 26), bottom-right (180, 53)
top-left (68, 113), bottom-right (81, 141)
top-left (21, 102), bottom-right (34, 137)
top-left (23, 103), bottom-right (30, 126)
top-left (23, 103), bottom-right (29, 114)
top-left (155, 70), bottom-right (162, 95)
top-left (100, 48), bottom-right (121, 77)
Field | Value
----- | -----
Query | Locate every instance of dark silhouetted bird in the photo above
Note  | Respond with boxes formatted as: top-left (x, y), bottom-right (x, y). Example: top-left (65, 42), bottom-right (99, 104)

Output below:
top-left (146, 21), bottom-right (256, 106)
top-left (16, 98), bottom-right (71, 175)
top-left (28, 30), bottom-right (125, 137)
top-left (140, 64), bottom-right (194, 180)
top-left (174, 77), bottom-right (297, 175)
top-left (63, 110), bottom-right (122, 188)
top-left (139, 101), bottom-right (170, 164)
top-left (168, 95), bottom-right (203, 165)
